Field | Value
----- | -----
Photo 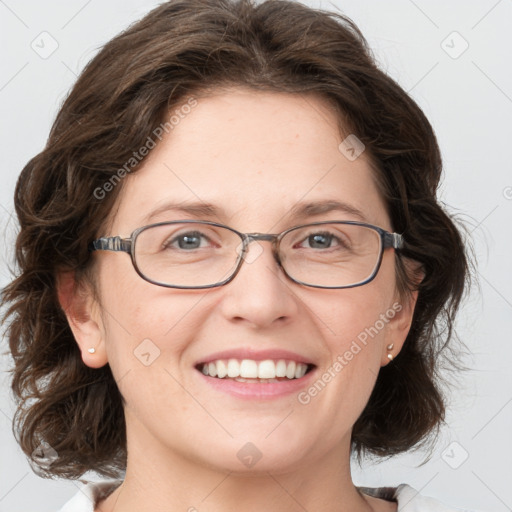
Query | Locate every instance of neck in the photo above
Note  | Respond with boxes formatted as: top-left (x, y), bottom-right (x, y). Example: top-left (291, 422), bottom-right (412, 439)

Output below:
top-left (97, 417), bottom-right (377, 512)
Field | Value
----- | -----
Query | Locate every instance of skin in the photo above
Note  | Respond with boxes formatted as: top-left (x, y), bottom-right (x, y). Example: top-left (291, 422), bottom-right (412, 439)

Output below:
top-left (61, 88), bottom-right (417, 512)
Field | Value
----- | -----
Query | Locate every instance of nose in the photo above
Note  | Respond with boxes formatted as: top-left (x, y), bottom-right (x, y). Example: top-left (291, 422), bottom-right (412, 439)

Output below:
top-left (219, 238), bottom-right (300, 328)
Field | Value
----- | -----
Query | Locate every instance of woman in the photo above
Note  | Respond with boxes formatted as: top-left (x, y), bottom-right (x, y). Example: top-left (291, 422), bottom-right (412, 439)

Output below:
top-left (2, 0), bottom-right (473, 510)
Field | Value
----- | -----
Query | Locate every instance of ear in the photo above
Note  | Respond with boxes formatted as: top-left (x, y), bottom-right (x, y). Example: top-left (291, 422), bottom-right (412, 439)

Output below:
top-left (56, 270), bottom-right (108, 368)
top-left (380, 258), bottom-right (424, 367)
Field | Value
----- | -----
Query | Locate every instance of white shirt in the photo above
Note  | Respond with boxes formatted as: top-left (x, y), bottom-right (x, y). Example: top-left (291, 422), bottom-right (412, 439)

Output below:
top-left (57, 480), bottom-right (475, 511)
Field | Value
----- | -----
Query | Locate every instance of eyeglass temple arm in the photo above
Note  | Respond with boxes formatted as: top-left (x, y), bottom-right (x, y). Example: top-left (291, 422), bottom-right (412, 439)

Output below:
top-left (383, 232), bottom-right (404, 250)
top-left (90, 236), bottom-right (132, 253)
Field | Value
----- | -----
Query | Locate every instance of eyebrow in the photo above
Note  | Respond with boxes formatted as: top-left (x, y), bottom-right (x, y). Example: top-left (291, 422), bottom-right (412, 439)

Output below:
top-left (143, 201), bottom-right (220, 224)
top-left (142, 199), bottom-right (368, 224)
top-left (287, 200), bottom-right (367, 222)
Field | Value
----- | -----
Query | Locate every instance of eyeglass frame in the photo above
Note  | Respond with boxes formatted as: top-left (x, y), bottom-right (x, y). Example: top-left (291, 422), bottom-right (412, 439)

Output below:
top-left (89, 219), bottom-right (404, 290)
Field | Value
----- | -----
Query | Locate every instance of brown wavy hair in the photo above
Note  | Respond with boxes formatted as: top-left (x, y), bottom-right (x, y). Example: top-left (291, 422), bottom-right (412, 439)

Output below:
top-left (1, 0), bottom-right (471, 479)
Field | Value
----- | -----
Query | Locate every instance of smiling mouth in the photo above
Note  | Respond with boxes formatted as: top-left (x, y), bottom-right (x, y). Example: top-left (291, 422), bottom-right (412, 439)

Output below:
top-left (195, 358), bottom-right (316, 383)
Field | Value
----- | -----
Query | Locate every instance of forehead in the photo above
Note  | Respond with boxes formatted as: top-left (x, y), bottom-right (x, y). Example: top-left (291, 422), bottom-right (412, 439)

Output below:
top-left (111, 89), bottom-right (389, 233)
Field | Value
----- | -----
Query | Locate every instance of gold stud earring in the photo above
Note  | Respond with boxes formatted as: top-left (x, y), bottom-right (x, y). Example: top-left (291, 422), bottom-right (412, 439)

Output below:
top-left (87, 347), bottom-right (96, 354)
top-left (386, 343), bottom-right (394, 361)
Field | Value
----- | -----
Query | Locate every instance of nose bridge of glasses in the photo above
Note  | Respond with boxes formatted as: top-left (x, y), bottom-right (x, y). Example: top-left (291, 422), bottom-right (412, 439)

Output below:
top-left (245, 233), bottom-right (277, 243)
top-left (238, 232), bottom-right (281, 264)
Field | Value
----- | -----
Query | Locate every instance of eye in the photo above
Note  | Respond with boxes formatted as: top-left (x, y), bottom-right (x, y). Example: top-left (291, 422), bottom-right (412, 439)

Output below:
top-left (304, 232), bottom-right (337, 249)
top-left (164, 230), bottom-right (212, 250)
top-left (296, 230), bottom-right (347, 250)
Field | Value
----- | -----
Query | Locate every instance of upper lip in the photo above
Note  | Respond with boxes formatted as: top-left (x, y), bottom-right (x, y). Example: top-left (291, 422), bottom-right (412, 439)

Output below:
top-left (195, 348), bottom-right (317, 367)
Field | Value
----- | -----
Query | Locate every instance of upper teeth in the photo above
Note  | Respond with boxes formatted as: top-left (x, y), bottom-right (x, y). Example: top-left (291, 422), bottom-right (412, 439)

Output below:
top-left (200, 359), bottom-right (309, 379)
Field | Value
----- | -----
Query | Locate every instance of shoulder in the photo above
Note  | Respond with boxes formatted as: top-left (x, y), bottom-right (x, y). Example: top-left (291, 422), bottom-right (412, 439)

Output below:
top-left (394, 484), bottom-right (476, 511)
top-left (57, 479), bottom-right (122, 512)
top-left (359, 483), bottom-right (477, 512)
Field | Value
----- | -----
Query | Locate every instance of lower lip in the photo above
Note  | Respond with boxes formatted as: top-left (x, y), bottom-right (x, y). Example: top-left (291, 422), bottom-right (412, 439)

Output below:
top-left (195, 367), bottom-right (317, 400)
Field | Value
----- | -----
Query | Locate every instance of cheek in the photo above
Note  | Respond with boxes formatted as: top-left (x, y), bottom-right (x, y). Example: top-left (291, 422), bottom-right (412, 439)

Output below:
top-left (96, 260), bottom-right (207, 376)
top-left (310, 286), bottom-right (394, 345)
top-left (98, 285), bottom-right (205, 417)
top-left (304, 258), bottom-right (398, 370)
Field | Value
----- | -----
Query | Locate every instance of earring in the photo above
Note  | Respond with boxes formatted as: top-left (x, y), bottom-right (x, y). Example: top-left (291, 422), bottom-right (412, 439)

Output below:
top-left (386, 343), bottom-right (394, 361)
top-left (87, 347), bottom-right (96, 354)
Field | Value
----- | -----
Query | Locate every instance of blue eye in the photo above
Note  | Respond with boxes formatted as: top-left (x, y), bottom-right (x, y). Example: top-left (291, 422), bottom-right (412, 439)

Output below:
top-left (306, 233), bottom-right (336, 249)
top-left (166, 231), bottom-right (210, 250)
top-left (298, 231), bottom-right (346, 250)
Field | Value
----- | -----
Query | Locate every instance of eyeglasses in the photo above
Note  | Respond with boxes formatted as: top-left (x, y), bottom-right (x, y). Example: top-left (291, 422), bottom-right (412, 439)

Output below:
top-left (89, 220), bottom-right (404, 289)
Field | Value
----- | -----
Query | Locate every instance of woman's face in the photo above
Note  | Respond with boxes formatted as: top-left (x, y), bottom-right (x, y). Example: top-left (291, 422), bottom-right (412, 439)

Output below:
top-left (77, 89), bottom-right (414, 474)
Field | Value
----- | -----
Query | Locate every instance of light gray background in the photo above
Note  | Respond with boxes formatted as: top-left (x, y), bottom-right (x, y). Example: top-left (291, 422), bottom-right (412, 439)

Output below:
top-left (0, 1), bottom-right (511, 511)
